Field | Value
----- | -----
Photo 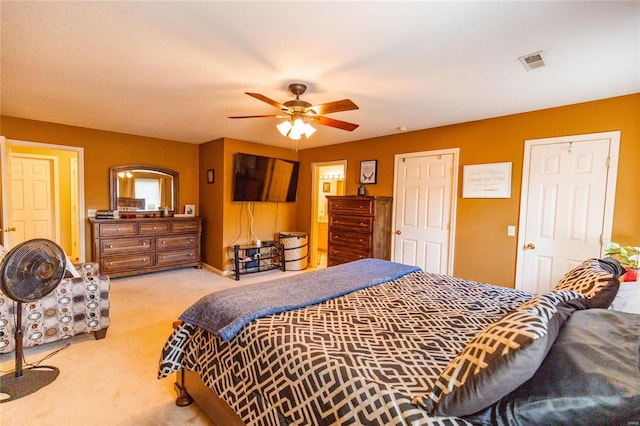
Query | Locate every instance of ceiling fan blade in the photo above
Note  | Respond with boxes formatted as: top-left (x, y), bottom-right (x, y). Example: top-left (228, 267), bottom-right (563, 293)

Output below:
top-left (313, 116), bottom-right (359, 131)
top-left (309, 99), bottom-right (359, 115)
top-left (228, 114), bottom-right (280, 119)
top-left (245, 93), bottom-right (288, 111)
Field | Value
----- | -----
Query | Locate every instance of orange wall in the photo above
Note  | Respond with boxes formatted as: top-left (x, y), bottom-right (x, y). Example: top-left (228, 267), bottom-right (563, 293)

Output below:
top-left (198, 137), bottom-right (299, 271)
top-left (2, 93), bottom-right (637, 283)
top-left (1, 116), bottom-right (199, 260)
top-left (297, 93), bottom-right (639, 287)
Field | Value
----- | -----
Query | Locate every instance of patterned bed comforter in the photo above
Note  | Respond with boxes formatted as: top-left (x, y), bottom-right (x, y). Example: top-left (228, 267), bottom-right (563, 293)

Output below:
top-left (159, 270), bottom-right (533, 425)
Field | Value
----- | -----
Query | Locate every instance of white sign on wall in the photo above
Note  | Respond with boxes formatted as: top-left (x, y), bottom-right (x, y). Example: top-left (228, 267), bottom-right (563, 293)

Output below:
top-left (462, 162), bottom-right (512, 198)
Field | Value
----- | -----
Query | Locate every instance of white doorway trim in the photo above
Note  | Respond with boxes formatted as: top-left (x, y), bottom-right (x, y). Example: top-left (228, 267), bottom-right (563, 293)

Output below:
top-left (391, 148), bottom-right (459, 274)
top-left (310, 160), bottom-right (347, 268)
top-left (514, 131), bottom-right (620, 290)
top-left (1, 138), bottom-right (86, 261)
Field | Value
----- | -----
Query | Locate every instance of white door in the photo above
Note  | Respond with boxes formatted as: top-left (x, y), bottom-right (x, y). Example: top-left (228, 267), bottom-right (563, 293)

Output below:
top-left (8, 155), bottom-right (57, 245)
top-left (392, 149), bottom-right (458, 274)
top-left (516, 132), bottom-right (620, 293)
top-left (1, 139), bottom-right (85, 260)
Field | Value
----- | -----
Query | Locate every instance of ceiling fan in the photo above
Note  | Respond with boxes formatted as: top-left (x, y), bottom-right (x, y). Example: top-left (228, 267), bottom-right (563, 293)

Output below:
top-left (229, 83), bottom-right (359, 137)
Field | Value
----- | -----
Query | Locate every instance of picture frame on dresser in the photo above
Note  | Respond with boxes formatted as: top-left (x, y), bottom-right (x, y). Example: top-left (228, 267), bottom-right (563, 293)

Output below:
top-left (185, 205), bottom-right (195, 216)
top-left (359, 160), bottom-right (377, 184)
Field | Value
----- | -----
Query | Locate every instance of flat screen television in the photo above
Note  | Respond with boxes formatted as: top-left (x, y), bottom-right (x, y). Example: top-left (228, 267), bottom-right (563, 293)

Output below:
top-left (232, 153), bottom-right (300, 202)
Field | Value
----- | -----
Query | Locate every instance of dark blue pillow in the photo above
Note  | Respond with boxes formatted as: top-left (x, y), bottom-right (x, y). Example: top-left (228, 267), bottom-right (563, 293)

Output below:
top-left (465, 308), bottom-right (640, 425)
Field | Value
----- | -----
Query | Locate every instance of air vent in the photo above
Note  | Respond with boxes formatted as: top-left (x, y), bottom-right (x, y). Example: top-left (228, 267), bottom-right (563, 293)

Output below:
top-left (519, 51), bottom-right (546, 71)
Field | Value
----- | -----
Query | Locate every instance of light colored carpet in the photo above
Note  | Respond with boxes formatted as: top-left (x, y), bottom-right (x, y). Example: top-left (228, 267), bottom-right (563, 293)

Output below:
top-left (0, 267), bottom-right (305, 425)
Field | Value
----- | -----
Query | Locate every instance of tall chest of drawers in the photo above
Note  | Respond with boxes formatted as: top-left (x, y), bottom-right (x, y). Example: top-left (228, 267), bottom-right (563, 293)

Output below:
top-left (89, 217), bottom-right (202, 278)
top-left (327, 196), bottom-right (392, 267)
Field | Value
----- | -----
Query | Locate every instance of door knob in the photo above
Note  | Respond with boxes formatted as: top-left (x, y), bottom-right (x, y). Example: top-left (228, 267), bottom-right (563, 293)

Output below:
top-left (3, 227), bottom-right (16, 233)
top-left (525, 242), bottom-right (536, 250)
top-left (395, 230), bottom-right (402, 235)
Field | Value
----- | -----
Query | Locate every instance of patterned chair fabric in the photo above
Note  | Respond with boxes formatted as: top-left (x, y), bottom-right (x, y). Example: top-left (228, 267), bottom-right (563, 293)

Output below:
top-left (0, 255), bottom-right (110, 354)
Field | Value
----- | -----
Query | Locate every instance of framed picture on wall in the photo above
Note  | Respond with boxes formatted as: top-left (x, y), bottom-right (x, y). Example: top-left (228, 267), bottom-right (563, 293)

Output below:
top-left (322, 182), bottom-right (331, 193)
top-left (359, 160), bottom-right (377, 184)
top-left (462, 162), bottom-right (512, 198)
top-left (207, 169), bottom-right (215, 184)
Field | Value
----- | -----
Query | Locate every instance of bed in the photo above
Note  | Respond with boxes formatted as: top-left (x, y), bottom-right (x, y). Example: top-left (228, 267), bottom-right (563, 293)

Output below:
top-left (158, 258), bottom-right (639, 425)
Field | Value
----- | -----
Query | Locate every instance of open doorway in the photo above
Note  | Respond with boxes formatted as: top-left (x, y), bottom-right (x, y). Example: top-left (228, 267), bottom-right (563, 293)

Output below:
top-left (310, 160), bottom-right (347, 268)
top-left (1, 138), bottom-right (85, 261)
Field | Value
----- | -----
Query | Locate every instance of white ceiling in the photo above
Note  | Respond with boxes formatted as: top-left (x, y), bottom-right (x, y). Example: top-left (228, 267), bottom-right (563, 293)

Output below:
top-left (1, 1), bottom-right (639, 150)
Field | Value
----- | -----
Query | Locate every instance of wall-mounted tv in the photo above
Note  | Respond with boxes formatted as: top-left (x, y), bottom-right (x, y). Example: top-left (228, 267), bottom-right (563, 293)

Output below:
top-left (232, 153), bottom-right (300, 202)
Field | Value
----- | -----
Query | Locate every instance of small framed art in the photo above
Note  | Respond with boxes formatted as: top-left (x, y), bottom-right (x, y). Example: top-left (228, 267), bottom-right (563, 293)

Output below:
top-left (184, 205), bottom-right (195, 216)
top-left (359, 160), bottom-right (377, 184)
top-left (207, 169), bottom-right (215, 184)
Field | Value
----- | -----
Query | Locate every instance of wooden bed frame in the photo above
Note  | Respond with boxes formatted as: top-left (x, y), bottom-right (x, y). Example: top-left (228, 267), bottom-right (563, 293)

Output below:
top-left (174, 367), bottom-right (245, 425)
top-left (170, 321), bottom-right (244, 425)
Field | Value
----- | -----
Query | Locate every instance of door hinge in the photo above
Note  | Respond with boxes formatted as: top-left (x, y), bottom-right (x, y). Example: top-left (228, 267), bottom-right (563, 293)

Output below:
top-left (599, 234), bottom-right (603, 245)
top-left (605, 156), bottom-right (610, 168)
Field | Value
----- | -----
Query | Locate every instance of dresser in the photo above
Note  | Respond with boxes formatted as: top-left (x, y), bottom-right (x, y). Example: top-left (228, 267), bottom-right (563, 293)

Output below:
top-left (89, 217), bottom-right (202, 278)
top-left (327, 196), bottom-right (392, 266)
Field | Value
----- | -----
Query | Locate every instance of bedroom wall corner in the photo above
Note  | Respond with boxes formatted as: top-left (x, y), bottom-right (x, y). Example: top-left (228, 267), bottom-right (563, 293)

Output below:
top-left (217, 139), bottom-right (300, 275)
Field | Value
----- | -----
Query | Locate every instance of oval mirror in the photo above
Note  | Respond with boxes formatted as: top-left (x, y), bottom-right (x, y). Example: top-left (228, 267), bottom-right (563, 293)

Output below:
top-left (109, 165), bottom-right (179, 212)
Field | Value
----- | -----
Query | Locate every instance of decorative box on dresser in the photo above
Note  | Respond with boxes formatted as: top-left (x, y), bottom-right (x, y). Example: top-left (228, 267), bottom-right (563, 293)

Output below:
top-left (327, 196), bottom-right (392, 267)
top-left (89, 217), bottom-right (202, 278)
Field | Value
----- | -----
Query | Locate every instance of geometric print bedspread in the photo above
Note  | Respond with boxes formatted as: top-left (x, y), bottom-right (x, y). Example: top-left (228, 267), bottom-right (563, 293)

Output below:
top-left (159, 271), bottom-right (533, 425)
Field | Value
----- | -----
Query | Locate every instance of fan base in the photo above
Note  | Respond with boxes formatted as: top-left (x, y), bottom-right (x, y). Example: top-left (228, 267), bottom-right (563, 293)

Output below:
top-left (0, 366), bottom-right (59, 403)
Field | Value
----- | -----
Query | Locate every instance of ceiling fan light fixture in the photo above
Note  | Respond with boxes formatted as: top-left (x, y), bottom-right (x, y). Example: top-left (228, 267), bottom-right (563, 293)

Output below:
top-left (277, 117), bottom-right (316, 140)
top-left (303, 123), bottom-right (316, 138)
top-left (277, 120), bottom-right (292, 137)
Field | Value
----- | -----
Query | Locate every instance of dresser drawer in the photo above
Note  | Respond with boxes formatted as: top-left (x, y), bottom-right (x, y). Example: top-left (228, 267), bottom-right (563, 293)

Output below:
top-left (156, 249), bottom-right (198, 266)
top-left (101, 237), bottom-right (152, 254)
top-left (328, 245), bottom-right (370, 265)
top-left (139, 222), bottom-right (170, 234)
top-left (101, 254), bottom-right (152, 273)
top-left (328, 230), bottom-right (372, 250)
top-left (99, 222), bottom-right (137, 237)
top-left (156, 234), bottom-right (198, 250)
top-left (329, 215), bottom-right (374, 232)
top-left (172, 220), bottom-right (200, 233)
top-left (329, 198), bottom-right (374, 215)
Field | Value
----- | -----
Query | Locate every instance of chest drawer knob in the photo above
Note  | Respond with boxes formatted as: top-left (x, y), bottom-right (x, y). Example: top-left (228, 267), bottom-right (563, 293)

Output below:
top-left (161, 240), bottom-right (166, 244)
top-left (107, 244), bottom-right (113, 249)
top-left (141, 242), bottom-right (146, 246)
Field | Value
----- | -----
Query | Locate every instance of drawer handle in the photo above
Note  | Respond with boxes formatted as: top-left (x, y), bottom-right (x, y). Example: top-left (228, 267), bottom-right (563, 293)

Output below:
top-left (162, 256), bottom-right (166, 260)
top-left (141, 242), bottom-right (146, 246)
top-left (153, 226), bottom-right (157, 230)
top-left (162, 241), bottom-right (166, 244)
top-left (107, 244), bottom-right (113, 249)
top-left (141, 259), bottom-right (147, 263)
top-left (189, 238), bottom-right (193, 242)
top-left (189, 253), bottom-right (193, 257)
top-left (117, 228), bottom-right (121, 231)
top-left (108, 262), bottom-right (113, 266)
